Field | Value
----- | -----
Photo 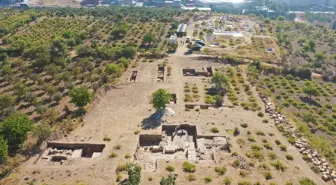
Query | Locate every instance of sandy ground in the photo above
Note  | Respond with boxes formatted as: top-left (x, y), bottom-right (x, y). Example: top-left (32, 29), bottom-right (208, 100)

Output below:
top-left (2, 22), bottom-right (330, 185)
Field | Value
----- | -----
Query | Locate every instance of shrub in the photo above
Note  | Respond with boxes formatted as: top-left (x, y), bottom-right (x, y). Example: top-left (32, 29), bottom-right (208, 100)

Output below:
top-left (134, 130), bottom-right (140, 135)
top-left (166, 165), bottom-right (175, 172)
top-left (302, 154), bottom-right (310, 161)
top-left (288, 137), bottom-right (296, 145)
top-left (148, 176), bottom-right (153, 181)
top-left (103, 136), bottom-right (111, 141)
top-left (116, 164), bottom-right (127, 173)
top-left (214, 166), bottom-right (227, 175)
top-left (238, 180), bottom-right (251, 185)
top-left (125, 154), bottom-right (131, 159)
top-left (251, 144), bottom-right (262, 151)
top-left (248, 136), bottom-right (256, 142)
top-left (116, 173), bottom-right (122, 182)
top-left (271, 160), bottom-right (287, 172)
top-left (299, 177), bottom-right (316, 185)
top-left (233, 127), bottom-right (240, 136)
top-left (246, 150), bottom-right (264, 161)
top-left (263, 171), bottom-right (272, 180)
top-left (285, 154), bottom-right (293, 160)
top-left (257, 112), bottom-right (264, 117)
top-left (240, 123), bottom-right (248, 128)
top-left (239, 170), bottom-right (249, 177)
top-left (186, 174), bottom-right (196, 181)
top-left (259, 163), bottom-right (270, 171)
top-left (268, 152), bottom-right (277, 160)
top-left (262, 119), bottom-right (269, 123)
top-left (204, 177), bottom-right (212, 183)
top-left (110, 152), bottom-right (117, 158)
top-left (183, 162), bottom-right (196, 173)
top-left (210, 127), bottom-right (219, 133)
top-left (232, 159), bottom-right (240, 168)
top-left (114, 144), bottom-right (121, 150)
top-left (224, 177), bottom-right (231, 185)
top-left (263, 143), bottom-right (273, 150)
top-left (275, 140), bottom-right (281, 145)
top-left (231, 152), bottom-right (238, 157)
top-left (256, 131), bottom-right (265, 136)
top-left (279, 144), bottom-right (287, 151)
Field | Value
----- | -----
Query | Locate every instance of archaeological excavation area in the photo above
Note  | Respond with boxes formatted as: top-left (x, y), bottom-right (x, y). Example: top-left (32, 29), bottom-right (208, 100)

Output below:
top-left (136, 124), bottom-right (229, 171)
top-left (36, 142), bottom-right (105, 165)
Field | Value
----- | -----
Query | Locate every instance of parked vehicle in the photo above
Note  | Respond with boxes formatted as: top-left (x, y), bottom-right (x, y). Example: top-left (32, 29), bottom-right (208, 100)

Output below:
top-left (195, 40), bottom-right (205, 46)
top-left (186, 36), bottom-right (191, 43)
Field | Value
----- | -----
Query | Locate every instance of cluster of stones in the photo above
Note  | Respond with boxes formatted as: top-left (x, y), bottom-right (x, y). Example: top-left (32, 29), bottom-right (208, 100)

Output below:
top-left (235, 155), bottom-right (249, 170)
top-left (259, 93), bottom-right (336, 183)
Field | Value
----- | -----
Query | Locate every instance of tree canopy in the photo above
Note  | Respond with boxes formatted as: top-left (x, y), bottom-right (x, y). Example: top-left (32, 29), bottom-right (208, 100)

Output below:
top-left (0, 113), bottom-right (32, 150)
top-left (211, 72), bottom-right (229, 94)
top-left (143, 33), bottom-right (155, 45)
top-left (151, 89), bottom-right (171, 111)
top-left (126, 163), bottom-right (141, 185)
top-left (70, 87), bottom-right (93, 108)
top-left (302, 81), bottom-right (318, 99)
top-left (160, 174), bottom-right (176, 185)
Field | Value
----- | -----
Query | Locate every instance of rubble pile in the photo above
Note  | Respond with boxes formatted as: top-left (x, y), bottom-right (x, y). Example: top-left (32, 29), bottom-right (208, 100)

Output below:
top-left (259, 93), bottom-right (336, 183)
top-left (235, 155), bottom-right (249, 170)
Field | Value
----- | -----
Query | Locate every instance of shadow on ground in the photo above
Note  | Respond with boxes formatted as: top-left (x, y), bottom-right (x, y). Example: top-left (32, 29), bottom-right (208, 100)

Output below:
top-left (299, 97), bottom-right (321, 107)
top-left (141, 111), bottom-right (163, 130)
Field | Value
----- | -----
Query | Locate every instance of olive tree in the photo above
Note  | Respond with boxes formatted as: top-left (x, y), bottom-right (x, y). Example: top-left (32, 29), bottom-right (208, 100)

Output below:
top-left (211, 72), bottom-right (229, 94)
top-left (302, 81), bottom-right (318, 99)
top-left (70, 87), bottom-right (93, 109)
top-left (151, 89), bottom-right (171, 111)
top-left (0, 113), bottom-right (32, 150)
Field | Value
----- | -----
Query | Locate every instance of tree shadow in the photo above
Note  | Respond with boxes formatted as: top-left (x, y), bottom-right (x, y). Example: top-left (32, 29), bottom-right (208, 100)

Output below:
top-left (141, 111), bottom-right (164, 130)
top-left (299, 97), bottom-right (321, 107)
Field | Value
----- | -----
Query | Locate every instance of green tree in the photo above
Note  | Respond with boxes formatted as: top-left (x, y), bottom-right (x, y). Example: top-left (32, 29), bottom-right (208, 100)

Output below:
top-left (70, 87), bottom-right (93, 108)
top-left (118, 57), bottom-right (131, 69)
top-left (121, 46), bottom-right (137, 58)
top-left (332, 20), bottom-right (336, 30)
top-left (0, 94), bottom-right (15, 112)
top-left (303, 43), bottom-right (311, 52)
top-left (126, 163), bottom-right (141, 185)
top-left (143, 33), bottom-right (155, 45)
top-left (111, 23), bottom-right (129, 39)
top-left (307, 40), bottom-right (315, 50)
top-left (105, 63), bottom-right (121, 77)
top-left (0, 113), bottom-right (32, 150)
top-left (0, 137), bottom-right (8, 163)
top-left (277, 16), bottom-right (285, 22)
top-left (302, 81), bottom-right (318, 99)
top-left (0, 53), bottom-right (8, 62)
top-left (50, 39), bottom-right (68, 60)
top-left (211, 72), bottom-right (229, 94)
top-left (287, 13), bottom-right (297, 21)
top-left (151, 89), bottom-right (171, 111)
top-left (160, 174), bottom-right (176, 185)
top-left (214, 95), bottom-right (223, 107)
